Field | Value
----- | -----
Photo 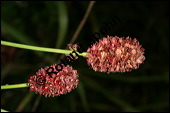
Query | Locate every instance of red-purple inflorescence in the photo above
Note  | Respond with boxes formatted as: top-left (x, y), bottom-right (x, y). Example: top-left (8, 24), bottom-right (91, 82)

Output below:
top-left (28, 65), bottom-right (79, 97)
top-left (86, 36), bottom-right (145, 73)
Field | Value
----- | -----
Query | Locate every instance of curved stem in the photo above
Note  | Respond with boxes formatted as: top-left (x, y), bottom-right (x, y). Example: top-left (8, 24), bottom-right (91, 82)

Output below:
top-left (1, 40), bottom-right (87, 57)
top-left (1, 83), bottom-right (29, 90)
top-left (55, 1), bottom-right (95, 63)
top-left (69, 1), bottom-right (96, 44)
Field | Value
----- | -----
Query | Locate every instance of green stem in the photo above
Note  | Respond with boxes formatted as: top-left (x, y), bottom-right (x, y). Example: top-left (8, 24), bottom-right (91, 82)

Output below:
top-left (1, 40), bottom-right (87, 57)
top-left (1, 83), bottom-right (29, 90)
top-left (1, 109), bottom-right (9, 112)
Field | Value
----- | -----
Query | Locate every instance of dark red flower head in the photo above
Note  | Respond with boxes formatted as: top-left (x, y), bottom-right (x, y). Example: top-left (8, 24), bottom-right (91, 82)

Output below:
top-left (86, 36), bottom-right (145, 73)
top-left (28, 65), bottom-right (79, 97)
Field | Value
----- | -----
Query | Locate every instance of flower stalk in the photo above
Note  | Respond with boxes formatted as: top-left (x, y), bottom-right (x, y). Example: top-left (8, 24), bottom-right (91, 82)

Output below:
top-left (1, 40), bottom-right (87, 57)
top-left (1, 83), bottom-right (29, 90)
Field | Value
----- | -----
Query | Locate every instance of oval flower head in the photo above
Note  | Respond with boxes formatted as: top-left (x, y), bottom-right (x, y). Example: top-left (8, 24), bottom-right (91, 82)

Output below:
top-left (28, 65), bottom-right (79, 97)
top-left (86, 36), bottom-right (145, 73)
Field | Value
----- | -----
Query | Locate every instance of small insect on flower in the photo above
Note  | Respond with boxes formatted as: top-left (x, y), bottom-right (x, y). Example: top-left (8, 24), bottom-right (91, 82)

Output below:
top-left (68, 44), bottom-right (80, 60)
top-left (28, 64), bottom-right (79, 97)
top-left (68, 44), bottom-right (79, 52)
top-left (86, 36), bottom-right (145, 73)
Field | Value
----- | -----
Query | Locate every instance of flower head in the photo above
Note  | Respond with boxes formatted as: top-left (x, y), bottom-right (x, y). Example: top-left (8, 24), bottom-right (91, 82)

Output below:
top-left (86, 36), bottom-right (145, 73)
top-left (28, 65), bottom-right (79, 97)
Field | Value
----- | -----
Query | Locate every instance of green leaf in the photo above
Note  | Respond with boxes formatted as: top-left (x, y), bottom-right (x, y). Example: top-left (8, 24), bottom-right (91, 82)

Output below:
top-left (77, 81), bottom-right (89, 112)
top-left (55, 1), bottom-right (68, 48)
top-left (16, 93), bottom-right (34, 112)
top-left (1, 20), bottom-right (37, 45)
top-left (81, 76), bottom-right (140, 112)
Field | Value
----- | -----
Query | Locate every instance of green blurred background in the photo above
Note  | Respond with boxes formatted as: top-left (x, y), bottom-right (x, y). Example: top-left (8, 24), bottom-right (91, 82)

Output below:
top-left (1, 1), bottom-right (169, 112)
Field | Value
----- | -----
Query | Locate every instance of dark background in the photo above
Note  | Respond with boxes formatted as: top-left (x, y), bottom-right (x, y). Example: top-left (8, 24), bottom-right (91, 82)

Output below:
top-left (1, 1), bottom-right (169, 112)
